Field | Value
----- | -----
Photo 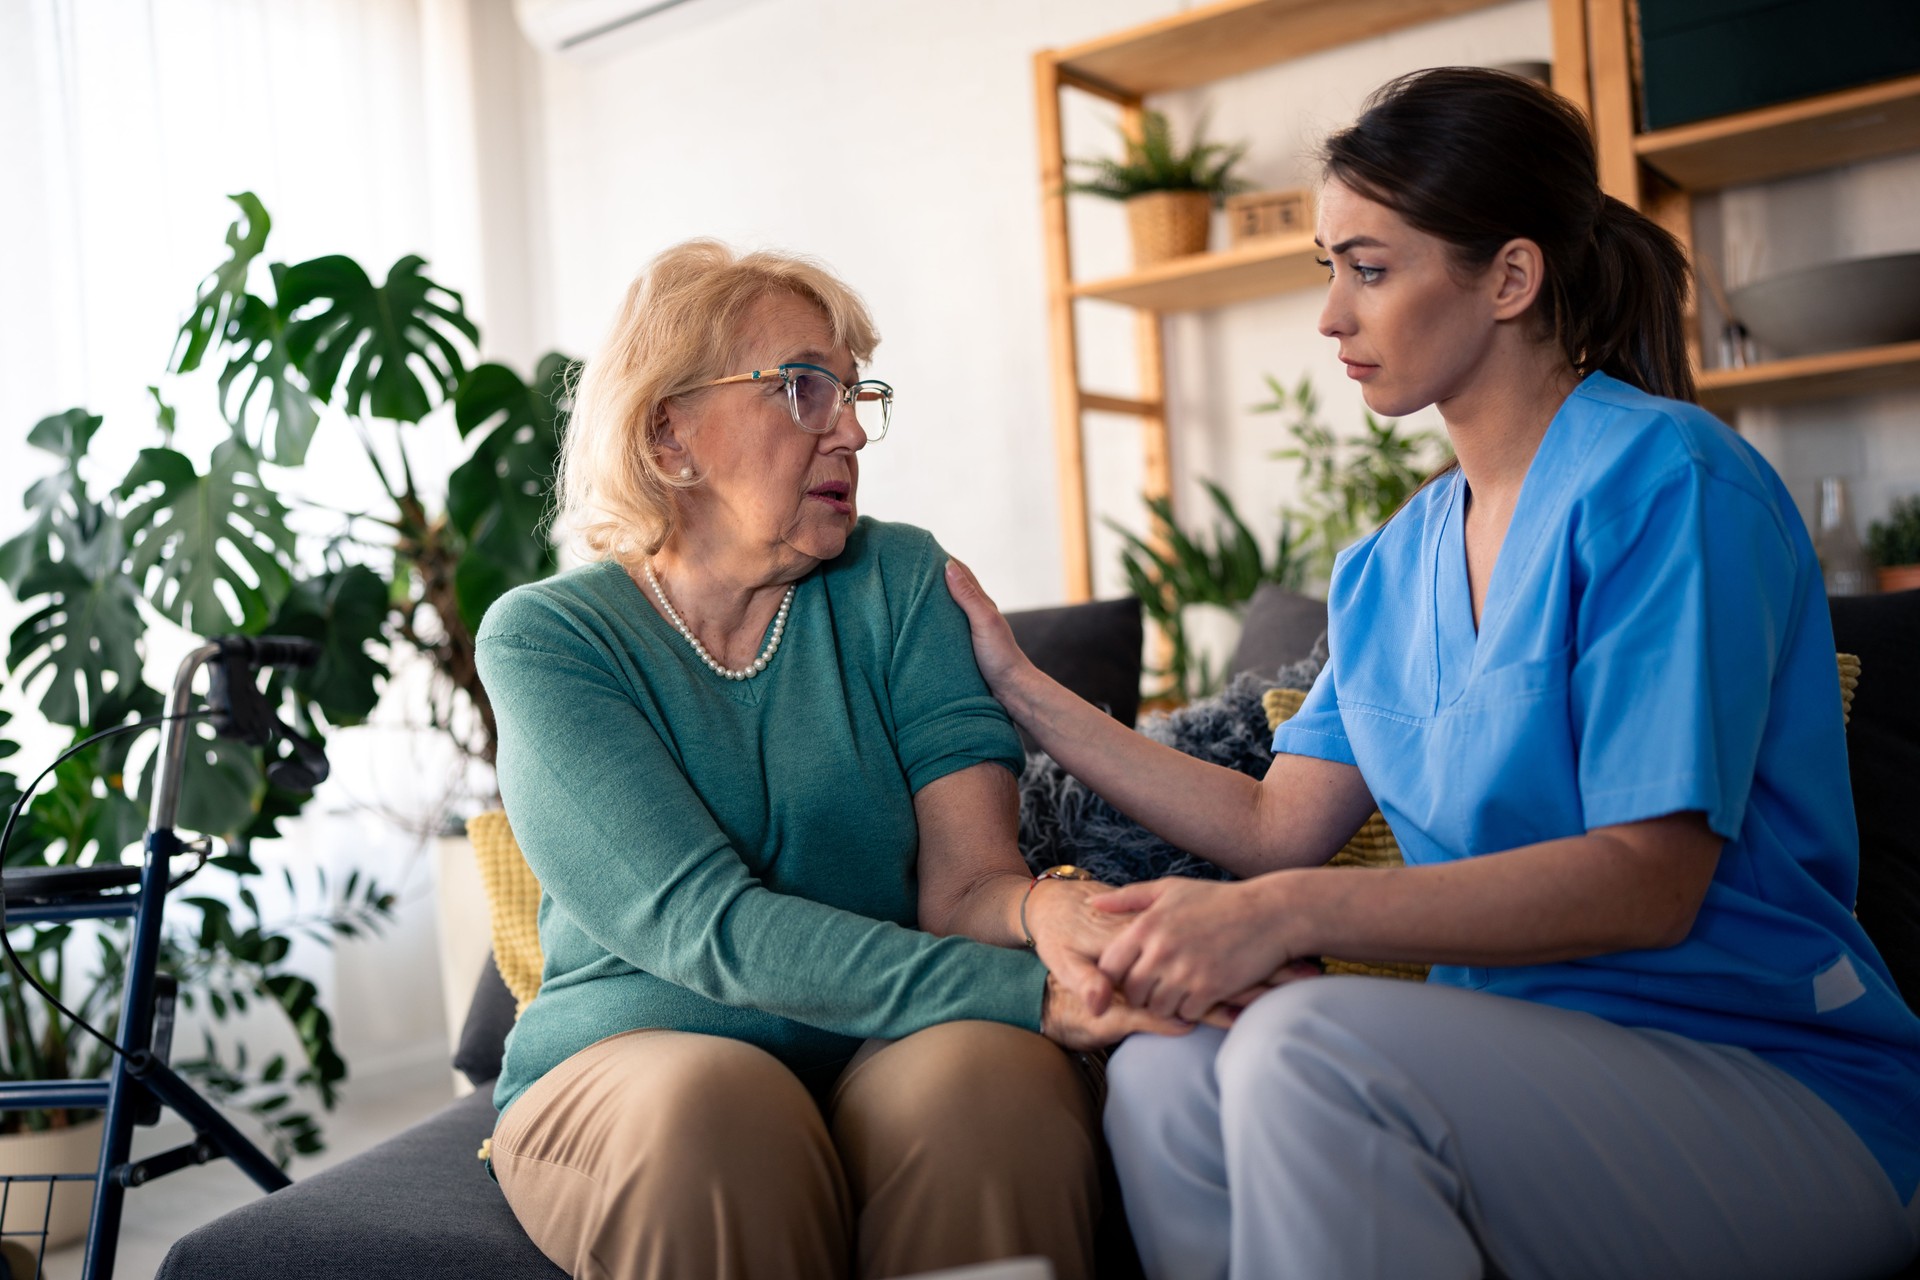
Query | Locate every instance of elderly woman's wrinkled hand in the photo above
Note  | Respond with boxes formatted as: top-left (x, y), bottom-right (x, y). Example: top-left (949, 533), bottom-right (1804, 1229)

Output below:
top-left (1039, 972), bottom-right (1191, 1050)
top-left (1093, 876), bottom-right (1319, 1023)
top-left (1025, 878), bottom-right (1134, 1014)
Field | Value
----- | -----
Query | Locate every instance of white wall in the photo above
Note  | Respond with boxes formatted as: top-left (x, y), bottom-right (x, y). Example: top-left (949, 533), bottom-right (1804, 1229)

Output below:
top-left (508, 0), bottom-right (1920, 606)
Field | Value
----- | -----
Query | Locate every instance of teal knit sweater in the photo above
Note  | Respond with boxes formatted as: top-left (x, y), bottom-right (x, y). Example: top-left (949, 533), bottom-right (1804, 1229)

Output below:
top-left (475, 519), bottom-right (1048, 1114)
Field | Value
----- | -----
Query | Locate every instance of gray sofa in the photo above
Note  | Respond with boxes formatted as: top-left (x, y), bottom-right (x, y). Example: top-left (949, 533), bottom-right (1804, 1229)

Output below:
top-left (154, 585), bottom-right (1920, 1279)
top-left (156, 593), bottom-right (1189, 1280)
top-left (156, 957), bottom-right (560, 1280)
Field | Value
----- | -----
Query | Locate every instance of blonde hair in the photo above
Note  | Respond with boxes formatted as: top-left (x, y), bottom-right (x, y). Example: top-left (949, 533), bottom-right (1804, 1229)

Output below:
top-left (554, 239), bottom-right (881, 565)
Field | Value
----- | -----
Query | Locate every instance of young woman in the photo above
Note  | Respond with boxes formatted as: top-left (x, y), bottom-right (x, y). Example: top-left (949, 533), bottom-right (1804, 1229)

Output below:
top-left (946, 68), bottom-right (1920, 1280)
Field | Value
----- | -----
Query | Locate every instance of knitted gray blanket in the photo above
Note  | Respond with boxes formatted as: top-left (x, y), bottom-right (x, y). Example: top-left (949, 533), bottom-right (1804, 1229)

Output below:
top-left (1017, 634), bottom-right (1329, 885)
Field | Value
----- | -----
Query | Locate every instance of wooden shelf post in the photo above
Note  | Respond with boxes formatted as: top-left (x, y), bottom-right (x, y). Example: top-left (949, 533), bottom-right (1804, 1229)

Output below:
top-left (1034, 50), bottom-right (1094, 602)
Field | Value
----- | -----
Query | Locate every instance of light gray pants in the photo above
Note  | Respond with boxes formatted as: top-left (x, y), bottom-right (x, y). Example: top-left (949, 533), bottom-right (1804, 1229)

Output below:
top-left (1105, 977), bottom-right (1920, 1280)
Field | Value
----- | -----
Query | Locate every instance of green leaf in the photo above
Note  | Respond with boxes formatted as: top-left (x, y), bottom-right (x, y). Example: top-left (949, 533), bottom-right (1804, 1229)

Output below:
top-left (1065, 108), bottom-right (1248, 202)
top-left (175, 733), bottom-right (266, 840)
top-left (25, 742), bottom-right (147, 867)
top-left (444, 354), bottom-right (574, 630)
top-left (235, 775), bottom-right (311, 844)
top-left (281, 254), bottom-right (479, 423)
top-left (6, 516), bottom-right (146, 728)
top-left (261, 566), bottom-right (388, 723)
top-left (172, 193), bottom-right (272, 376)
top-left (117, 439), bottom-right (295, 634)
top-left (216, 286), bottom-right (323, 466)
top-left (148, 386), bottom-right (177, 442)
top-left (0, 409), bottom-right (105, 595)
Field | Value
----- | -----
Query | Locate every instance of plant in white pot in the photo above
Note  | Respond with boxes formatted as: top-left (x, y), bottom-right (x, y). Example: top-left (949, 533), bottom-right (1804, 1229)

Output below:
top-left (1110, 484), bottom-right (1307, 705)
top-left (1067, 109), bottom-right (1250, 267)
top-left (1113, 376), bottom-right (1451, 705)
top-left (1255, 373), bottom-right (1451, 587)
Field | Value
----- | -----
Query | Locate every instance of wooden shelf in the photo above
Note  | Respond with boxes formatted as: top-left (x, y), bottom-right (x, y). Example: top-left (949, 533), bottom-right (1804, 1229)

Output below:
top-left (1054, 0), bottom-right (1504, 98)
top-left (1070, 233), bottom-right (1326, 311)
top-left (1636, 74), bottom-right (1920, 192)
top-left (1037, 0), bottom-right (1574, 599)
top-left (1696, 341), bottom-right (1920, 413)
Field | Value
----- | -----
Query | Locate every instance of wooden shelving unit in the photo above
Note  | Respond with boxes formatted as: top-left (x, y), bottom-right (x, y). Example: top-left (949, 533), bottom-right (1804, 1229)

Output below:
top-left (1697, 341), bottom-right (1920, 413)
top-left (1635, 74), bottom-right (1920, 191)
top-left (1035, 0), bottom-right (1584, 600)
top-left (1068, 232), bottom-right (1327, 311)
top-left (1053, 0), bottom-right (1504, 96)
top-left (1584, 1), bottom-right (1920, 421)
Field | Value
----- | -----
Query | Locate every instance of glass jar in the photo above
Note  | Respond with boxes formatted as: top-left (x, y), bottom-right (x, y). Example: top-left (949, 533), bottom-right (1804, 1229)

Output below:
top-left (1813, 476), bottom-right (1875, 597)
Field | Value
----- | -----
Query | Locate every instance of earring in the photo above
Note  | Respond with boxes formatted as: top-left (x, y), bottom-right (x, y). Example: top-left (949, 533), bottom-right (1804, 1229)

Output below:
top-left (677, 466), bottom-right (693, 480)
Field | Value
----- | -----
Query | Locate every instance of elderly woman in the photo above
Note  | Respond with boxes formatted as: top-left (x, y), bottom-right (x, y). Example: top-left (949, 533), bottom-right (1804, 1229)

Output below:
top-left (473, 240), bottom-right (1170, 1280)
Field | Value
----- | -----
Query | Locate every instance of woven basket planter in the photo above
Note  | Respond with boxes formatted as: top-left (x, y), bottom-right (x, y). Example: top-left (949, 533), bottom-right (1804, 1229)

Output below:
top-left (1125, 190), bottom-right (1212, 267)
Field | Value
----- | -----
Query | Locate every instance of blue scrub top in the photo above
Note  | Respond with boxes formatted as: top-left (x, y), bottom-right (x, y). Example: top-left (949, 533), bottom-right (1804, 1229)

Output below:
top-left (1271, 371), bottom-right (1920, 1199)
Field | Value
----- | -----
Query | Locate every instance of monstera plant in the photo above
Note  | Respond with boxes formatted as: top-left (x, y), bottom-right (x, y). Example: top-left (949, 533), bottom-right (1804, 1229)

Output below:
top-left (0, 193), bottom-right (576, 1159)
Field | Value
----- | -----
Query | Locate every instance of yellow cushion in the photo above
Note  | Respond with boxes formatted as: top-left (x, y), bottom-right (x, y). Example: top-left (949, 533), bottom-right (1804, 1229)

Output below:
top-left (465, 810), bottom-right (545, 1015)
top-left (1262, 688), bottom-right (1429, 982)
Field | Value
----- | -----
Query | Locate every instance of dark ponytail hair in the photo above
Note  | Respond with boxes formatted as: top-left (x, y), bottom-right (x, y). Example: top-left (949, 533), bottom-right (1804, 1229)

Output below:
top-left (1323, 67), bottom-right (1694, 403)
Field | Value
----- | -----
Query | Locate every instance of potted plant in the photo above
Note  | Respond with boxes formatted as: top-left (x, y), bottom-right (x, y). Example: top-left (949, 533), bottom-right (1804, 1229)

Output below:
top-left (1067, 109), bottom-right (1250, 266)
top-left (1112, 375), bottom-right (1451, 705)
top-left (1254, 373), bottom-right (1451, 586)
top-left (1868, 495), bottom-right (1920, 593)
top-left (0, 192), bottom-right (574, 1184)
top-left (1110, 484), bottom-right (1307, 704)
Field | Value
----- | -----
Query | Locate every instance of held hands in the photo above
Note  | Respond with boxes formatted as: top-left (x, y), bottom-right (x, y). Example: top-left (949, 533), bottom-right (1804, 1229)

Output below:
top-left (1023, 876), bottom-right (1130, 1013)
top-left (1039, 972), bottom-right (1190, 1050)
top-left (1094, 876), bottom-right (1320, 1024)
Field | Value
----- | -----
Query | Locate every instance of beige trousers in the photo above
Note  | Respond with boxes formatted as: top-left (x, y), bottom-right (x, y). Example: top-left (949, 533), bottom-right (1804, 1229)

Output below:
top-left (490, 1021), bottom-right (1100, 1280)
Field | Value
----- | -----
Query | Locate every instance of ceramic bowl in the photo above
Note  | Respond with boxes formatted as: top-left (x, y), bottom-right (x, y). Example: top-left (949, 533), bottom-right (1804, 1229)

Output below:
top-left (1728, 252), bottom-right (1920, 359)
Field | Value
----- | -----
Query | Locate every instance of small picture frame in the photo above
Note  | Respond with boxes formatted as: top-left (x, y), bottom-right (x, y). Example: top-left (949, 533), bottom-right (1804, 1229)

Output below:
top-left (1225, 189), bottom-right (1314, 246)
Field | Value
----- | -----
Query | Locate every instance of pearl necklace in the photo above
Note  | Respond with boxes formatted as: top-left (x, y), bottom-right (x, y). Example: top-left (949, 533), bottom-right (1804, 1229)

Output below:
top-left (643, 561), bottom-right (793, 681)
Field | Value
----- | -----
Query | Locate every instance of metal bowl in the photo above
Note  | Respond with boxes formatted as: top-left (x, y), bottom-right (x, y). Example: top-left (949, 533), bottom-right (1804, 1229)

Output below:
top-left (1728, 252), bottom-right (1920, 359)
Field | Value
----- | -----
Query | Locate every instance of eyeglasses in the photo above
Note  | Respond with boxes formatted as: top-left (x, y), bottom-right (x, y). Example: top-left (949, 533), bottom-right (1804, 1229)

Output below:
top-left (695, 362), bottom-right (893, 442)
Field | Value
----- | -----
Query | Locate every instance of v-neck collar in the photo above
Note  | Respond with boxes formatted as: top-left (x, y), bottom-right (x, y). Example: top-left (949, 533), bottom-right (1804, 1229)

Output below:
top-left (1434, 472), bottom-right (1475, 708)
top-left (1429, 372), bottom-right (1603, 708)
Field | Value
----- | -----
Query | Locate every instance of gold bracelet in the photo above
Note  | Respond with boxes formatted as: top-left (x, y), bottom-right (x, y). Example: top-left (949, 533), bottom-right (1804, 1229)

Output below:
top-left (1020, 865), bottom-right (1096, 948)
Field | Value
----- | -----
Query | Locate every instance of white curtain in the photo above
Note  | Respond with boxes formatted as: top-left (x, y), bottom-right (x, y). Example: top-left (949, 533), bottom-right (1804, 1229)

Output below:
top-left (0, 0), bottom-right (471, 474)
top-left (0, 0), bottom-right (491, 1071)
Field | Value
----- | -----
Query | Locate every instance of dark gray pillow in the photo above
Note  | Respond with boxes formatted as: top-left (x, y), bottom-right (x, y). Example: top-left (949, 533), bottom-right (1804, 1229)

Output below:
top-left (1228, 584), bottom-right (1329, 679)
top-left (453, 953), bottom-right (517, 1088)
top-left (1005, 596), bottom-right (1143, 753)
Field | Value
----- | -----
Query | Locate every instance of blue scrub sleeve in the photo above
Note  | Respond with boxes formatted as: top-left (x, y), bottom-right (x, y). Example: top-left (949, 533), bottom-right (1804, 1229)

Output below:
top-left (1570, 464), bottom-right (1801, 839)
top-left (1270, 651), bottom-right (1357, 767)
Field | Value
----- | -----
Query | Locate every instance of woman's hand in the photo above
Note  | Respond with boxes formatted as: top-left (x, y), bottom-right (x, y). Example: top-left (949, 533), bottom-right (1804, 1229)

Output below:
top-left (944, 557), bottom-right (1036, 700)
top-left (1024, 877), bottom-right (1132, 1013)
top-left (1040, 972), bottom-right (1191, 1050)
top-left (1095, 876), bottom-right (1317, 1022)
